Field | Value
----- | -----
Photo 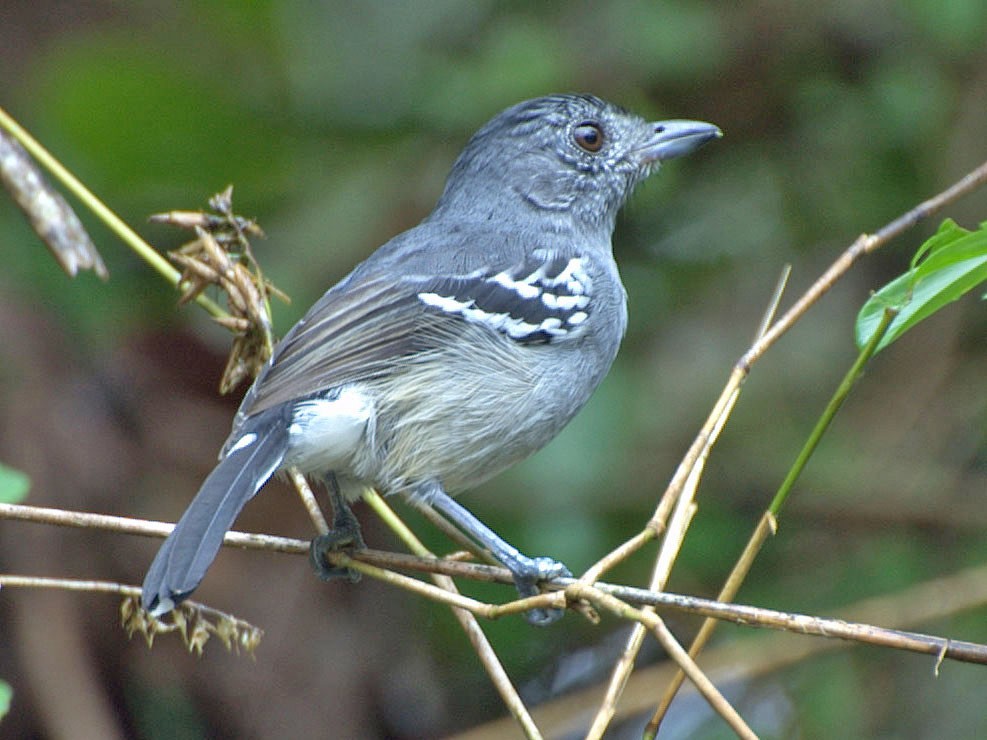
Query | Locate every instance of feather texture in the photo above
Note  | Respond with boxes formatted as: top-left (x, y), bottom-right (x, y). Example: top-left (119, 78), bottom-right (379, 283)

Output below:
top-left (141, 406), bottom-right (290, 615)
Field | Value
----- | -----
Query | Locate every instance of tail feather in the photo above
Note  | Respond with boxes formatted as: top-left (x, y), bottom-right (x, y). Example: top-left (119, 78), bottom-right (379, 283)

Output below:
top-left (141, 409), bottom-right (289, 615)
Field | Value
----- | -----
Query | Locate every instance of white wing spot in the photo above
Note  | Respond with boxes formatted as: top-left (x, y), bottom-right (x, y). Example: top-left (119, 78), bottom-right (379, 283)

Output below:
top-left (547, 258), bottom-right (583, 285)
top-left (502, 317), bottom-right (546, 339)
top-left (567, 311), bottom-right (588, 326)
top-left (542, 292), bottom-right (589, 310)
top-left (492, 271), bottom-right (541, 299)
top-left (419, 292), bottom-right (471, 313)
top-left (418, 255), bottom-right (594, 342)
top-left (227, 433), bottom-right (257, 454)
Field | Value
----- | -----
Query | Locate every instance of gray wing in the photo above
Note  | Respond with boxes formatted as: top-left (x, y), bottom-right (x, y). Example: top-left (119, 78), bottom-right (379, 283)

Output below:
top-left (239, 246), bottom-right (594, 417)
top-left (241, 273), bottom-right (433, 415)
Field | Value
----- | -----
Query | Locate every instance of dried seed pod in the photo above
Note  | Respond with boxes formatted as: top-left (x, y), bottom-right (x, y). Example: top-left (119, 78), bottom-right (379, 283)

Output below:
top-left (0, 129), bottom-right (108, 279)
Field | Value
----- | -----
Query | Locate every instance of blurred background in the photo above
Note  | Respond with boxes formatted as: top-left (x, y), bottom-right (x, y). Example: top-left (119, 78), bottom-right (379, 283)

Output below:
top-left (1, 1), bottom-right (985, 738)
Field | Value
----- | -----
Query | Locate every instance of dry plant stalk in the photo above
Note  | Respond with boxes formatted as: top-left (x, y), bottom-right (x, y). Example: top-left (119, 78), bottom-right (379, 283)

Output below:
top-left (3, 507), bottom-right (987, 664)
top-left (0, 127), bottom-right (107, 279)
top-left (121, 596), bottom-right (263, 657)
top-left (152, 186), bottom-right (287, 392)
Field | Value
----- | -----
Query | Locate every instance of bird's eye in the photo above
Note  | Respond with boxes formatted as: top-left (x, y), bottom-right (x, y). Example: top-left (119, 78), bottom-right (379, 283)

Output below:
top-left (573, 122), bottom-right (604, 153)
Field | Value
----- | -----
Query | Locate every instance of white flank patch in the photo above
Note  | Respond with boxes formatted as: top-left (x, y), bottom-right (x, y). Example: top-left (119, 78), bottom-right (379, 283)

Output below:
top-left (287, 386), bottom-right (372, 471)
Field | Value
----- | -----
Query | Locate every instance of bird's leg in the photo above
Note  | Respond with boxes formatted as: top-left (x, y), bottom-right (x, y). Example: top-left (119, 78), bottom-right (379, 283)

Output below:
top-left (419, 482), bottom-right (571, 626)
top-left (309, 473), bottom-right (366, 583)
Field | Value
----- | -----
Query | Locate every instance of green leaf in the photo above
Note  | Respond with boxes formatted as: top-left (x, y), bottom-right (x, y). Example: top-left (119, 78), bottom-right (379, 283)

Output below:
top-left (908, 218), bottom-right (968, 267)
top-left (856, 220), bottom-right (987, 352)
top-left (0, 463), bottom-right (30, 503)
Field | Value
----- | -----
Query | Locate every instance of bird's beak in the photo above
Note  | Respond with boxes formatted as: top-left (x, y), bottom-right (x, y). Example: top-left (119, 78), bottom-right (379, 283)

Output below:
top-left (638, 120), bottom-right (722, 163)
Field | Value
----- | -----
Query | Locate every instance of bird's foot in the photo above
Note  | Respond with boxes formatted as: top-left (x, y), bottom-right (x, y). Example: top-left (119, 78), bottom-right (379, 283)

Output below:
top-left (508, 555), bottom-right (572, 626)
top-left (309, 517), bottom-right (366, 583)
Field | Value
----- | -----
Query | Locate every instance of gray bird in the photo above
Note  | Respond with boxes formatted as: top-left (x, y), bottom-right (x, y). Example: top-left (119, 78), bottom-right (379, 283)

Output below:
top-left (141, 94), bottom-right (720, 625)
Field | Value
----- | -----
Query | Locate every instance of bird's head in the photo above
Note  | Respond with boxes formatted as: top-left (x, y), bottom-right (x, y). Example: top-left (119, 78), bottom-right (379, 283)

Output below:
top-left (436, 94), bottom-right (721, 234)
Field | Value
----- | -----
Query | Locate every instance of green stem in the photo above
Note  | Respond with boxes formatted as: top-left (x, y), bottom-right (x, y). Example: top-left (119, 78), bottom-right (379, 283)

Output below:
top-left (768, 306), bottom-right (898, 515)
top-left (0, 105), bottom-right (226, 319)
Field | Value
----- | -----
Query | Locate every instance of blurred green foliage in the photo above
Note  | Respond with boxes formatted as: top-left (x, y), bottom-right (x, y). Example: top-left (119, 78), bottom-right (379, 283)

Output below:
top-left (0, 680), bottom-right (10, 721)
top-left (1, 1), bottom-right (985, 738)
top-left (0, 463), bottom-right (30, 503)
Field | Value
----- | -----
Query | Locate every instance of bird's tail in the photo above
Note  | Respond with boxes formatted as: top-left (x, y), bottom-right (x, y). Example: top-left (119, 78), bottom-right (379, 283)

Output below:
top-left (141, 407), bottom-right (289, 616)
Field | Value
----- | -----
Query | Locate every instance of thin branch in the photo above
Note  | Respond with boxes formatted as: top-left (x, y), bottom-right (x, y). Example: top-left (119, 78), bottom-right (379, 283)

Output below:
top-left (740, 159), bottom-right (987, 371)
top-left (584, 494), bottom-right (701, 738)
top-left (580, 159), bottom-right (987, 733)
top-left (569, 583), bottom-right (756, 739)
top-left (648, 306), bottom-right (897, 732)
top-left (0, 575), bottom-right (264, 655)
top-left (457, 555), bottom-right (987, 740)
top-left (589, 579), bottom-right (987, 665)
top-left (0, 502), bottom-right (307, 553)
top-left (287, 468), bottom-right (329, 534)
top-left (586, 283), bottom-right (758, 737)
top-left (362, 491), bottom-right (543, 740)
top-left (0, 574), bottom-right (142, 597)
top-left (769, 306), bottom-right (897, 514)
top-left (4, 501), bottom-right (987, 667)
top-left (650, 159), bottom-right (987, 561)
top-left (580, 528), bottom-right (655, 584)
top-left (332, 555), bottom-right (496, 616)
top-left (754, 264), bottom-right (792, 342)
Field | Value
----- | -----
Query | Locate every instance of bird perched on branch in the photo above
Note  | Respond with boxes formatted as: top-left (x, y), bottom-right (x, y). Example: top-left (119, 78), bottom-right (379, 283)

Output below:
top-left (142, 94), bottom-right (720, 625)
